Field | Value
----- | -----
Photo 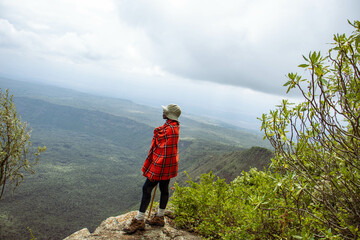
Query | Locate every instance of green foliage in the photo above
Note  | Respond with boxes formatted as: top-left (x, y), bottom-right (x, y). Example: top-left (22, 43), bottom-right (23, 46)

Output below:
top-left (27, 227), bottom-right (37, 240)
top-left (172, 169), bottom-right (345, 239)
top-left (0, 89), bottom-right (46, 199)
top-left (172, 170), bottom-right (279, 239)
top-left (258, 20), bottom-right (360, 239)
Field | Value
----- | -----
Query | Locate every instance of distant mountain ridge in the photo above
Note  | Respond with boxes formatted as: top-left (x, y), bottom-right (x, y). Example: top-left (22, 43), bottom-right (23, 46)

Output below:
top-left (1, 77), bottom-right (270, 148)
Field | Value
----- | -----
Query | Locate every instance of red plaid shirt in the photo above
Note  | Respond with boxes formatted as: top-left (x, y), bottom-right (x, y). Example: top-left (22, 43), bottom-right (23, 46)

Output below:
top-left (142, 119), bottom-right (180, 181)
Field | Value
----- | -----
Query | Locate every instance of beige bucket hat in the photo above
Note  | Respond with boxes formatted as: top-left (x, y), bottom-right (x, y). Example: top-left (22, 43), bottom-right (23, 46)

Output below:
top-left (162, 104), bottom-right (181, 121)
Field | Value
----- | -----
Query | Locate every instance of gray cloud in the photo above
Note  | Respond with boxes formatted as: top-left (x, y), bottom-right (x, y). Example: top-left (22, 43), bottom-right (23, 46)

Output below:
top-left (116, 0), bottom-right (360, 95)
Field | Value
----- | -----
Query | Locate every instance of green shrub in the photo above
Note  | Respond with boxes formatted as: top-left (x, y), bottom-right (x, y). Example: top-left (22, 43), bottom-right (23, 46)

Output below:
top-left (172, 170), bottom-right (281, 239)
top-left (260, 20), bottom-right (360, 239)
top-left (172, 169), bottom-right (345, 239)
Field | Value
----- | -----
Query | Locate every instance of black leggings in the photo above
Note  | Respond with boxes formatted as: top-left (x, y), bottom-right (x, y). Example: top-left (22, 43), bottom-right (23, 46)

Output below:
top-left (139, 178), bottom-right (170, 213)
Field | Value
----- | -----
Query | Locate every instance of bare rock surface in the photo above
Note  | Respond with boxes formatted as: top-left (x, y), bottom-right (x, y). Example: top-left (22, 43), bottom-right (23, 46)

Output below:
top-left (64, 211), bottom-right (202, 240)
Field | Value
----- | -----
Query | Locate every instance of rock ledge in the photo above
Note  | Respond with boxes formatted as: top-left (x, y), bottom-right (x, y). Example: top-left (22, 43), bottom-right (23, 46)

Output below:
top-left (64, 211), bottom-right (201, 240)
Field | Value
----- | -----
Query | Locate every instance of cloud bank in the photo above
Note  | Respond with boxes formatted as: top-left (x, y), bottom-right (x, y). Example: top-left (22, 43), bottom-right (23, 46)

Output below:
top-left (0, 0), bottom-right (359, 128)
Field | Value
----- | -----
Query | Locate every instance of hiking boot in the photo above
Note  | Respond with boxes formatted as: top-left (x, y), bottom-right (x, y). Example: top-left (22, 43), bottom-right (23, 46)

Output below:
top-left (123, 218), bottom-right (145, 234)
top-left (146, 214), bottom-right (165, 226)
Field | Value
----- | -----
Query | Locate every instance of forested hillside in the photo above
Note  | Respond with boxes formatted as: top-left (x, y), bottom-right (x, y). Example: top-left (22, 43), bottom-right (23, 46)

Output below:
top-left (0, 78), bottom-right (272, 239)
top-left (177, 146), bottom-right (274, 184)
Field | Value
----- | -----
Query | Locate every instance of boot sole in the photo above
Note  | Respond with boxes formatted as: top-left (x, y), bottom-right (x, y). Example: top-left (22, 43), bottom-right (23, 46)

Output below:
top-left (123, 227), bottom-right (145, 234)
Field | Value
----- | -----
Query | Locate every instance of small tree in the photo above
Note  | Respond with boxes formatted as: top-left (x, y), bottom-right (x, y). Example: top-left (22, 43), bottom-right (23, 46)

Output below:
top-left (260, 20), bottom-right (360, 239)
top-left (0, 89), bottom-right (46, 199)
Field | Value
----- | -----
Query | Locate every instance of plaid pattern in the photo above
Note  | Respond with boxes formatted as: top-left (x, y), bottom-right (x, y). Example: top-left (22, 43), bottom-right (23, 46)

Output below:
top-left (142, 119), bottom-right (180, 181)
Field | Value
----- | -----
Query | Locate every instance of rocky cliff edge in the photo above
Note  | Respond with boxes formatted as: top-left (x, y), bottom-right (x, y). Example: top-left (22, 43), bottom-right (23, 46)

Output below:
top-left (64, 211), bottom-right (202, 240)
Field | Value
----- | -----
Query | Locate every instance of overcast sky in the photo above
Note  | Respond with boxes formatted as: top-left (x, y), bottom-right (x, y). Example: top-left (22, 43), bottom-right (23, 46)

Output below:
top-left (0, 0), bottom-right (359, 129)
